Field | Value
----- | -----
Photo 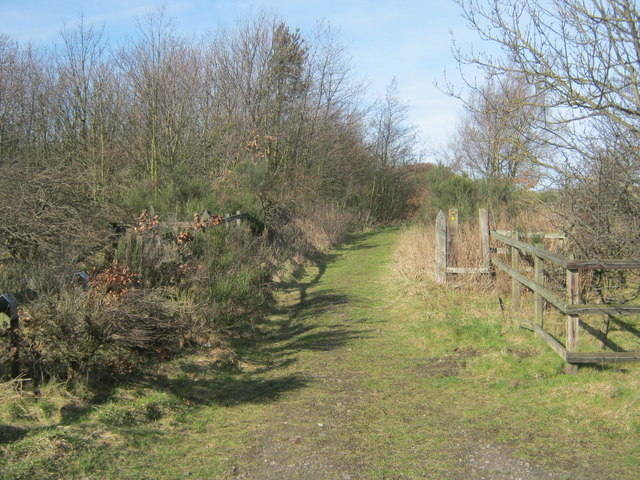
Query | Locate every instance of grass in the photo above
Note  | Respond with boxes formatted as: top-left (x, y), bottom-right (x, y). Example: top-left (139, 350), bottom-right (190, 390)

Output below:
top-left (1, 226), bottom-right (639, 478)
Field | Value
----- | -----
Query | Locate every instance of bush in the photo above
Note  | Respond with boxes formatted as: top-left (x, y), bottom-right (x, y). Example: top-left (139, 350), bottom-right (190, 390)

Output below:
top-left (19, 288), bottom-right (120, 382)
top-left (115, 230), bottom-right (181, 289)
top-left (183, 225), bottom-right (274, 333)
top-left (15, 278), bottom-right (185, 383)
top-left (294, 203), bottom-right (354, 253)
top-left (121, 177), bottom-right (221, 220)
top-left (415, 164), bottom-right (523, 224)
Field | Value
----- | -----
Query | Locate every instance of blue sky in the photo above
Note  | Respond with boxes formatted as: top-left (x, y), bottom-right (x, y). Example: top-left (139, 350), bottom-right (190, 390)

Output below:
top-left (0, 0), bottom-right (484, 154)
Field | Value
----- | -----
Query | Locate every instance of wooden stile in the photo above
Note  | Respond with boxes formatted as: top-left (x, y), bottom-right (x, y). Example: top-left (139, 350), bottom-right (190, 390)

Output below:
top-left (479, 208), bottom-right (490, 270)
top-left (511, 231), bottom-right (521, 312)
top-left (435, 211), bottom-right (447, 285)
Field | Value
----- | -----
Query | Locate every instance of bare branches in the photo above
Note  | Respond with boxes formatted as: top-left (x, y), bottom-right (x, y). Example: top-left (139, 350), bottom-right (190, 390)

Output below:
top-left (447, 73), bottom-right (548, 186)
top-left (453, 0), bottom-right (640, 134)
top-left (452, 0), bottom-right (640, 260)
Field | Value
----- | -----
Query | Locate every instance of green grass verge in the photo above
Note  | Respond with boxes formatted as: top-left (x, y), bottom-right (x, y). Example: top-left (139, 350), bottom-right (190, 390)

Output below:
top-left (1, 227), bottom-right (638, 479)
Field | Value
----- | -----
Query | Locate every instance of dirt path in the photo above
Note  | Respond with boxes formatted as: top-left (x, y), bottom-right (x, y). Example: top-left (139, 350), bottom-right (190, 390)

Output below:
top-left (223, 229), bottom-right (562, 480)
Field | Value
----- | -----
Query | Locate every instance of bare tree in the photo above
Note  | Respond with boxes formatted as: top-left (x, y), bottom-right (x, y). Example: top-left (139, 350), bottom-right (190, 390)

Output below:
top-left (453, 0), bottom-right (640, 136)
top-left (118, 7), bottom-right (203, 190)
top-left (367, 79), bottom-right (418, 221)
top-left (447, 74), bottom-right (545, 187)
top-left (52, 18), bottom-right (127, 198)
top-left (453, 0), bottom-right (640, 259)
top-left (371, 78), bottom-right (417, 168)
top-left (0, 37), bottom-right (52, 165)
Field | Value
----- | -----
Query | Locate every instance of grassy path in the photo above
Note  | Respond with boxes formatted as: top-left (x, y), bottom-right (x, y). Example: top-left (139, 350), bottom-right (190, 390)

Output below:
top-left (216, 228), bottom-right (560, 479)
top-left (220, 227), bottom-right (638, 480)
top-left (3, 227), bottom-right (638, 479)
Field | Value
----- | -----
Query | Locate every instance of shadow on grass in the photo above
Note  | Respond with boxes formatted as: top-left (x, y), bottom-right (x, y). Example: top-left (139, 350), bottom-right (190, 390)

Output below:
top-left (276, 251), bottom-right (341, 306)
top-left (0, 425), bottom-right (27, 444)
top-left (139, 371), bottom-right (309, 407)
top-left (340, 227), bottom-right (399, 252)
top-left (261, 318), bottom-right (371, 358)
top-left (2, 231), bottom-right (374, 440)
top-left (134, 290), bottom-right (368, 408)
top-left (103, 249), bottom-right (368, 410)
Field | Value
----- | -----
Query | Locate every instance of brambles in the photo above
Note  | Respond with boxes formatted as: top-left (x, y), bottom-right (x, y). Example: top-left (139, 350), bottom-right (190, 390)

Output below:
top-left (176, 212), bottom-right (223, 250)
top-left (90, 265), bottom-right (139, 297)
top-left (133, 209), bottom-right (160, 233)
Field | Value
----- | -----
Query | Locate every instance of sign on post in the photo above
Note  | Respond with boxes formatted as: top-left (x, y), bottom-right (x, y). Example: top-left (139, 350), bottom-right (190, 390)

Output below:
top-left (448, 209), bottom-right (459, 225)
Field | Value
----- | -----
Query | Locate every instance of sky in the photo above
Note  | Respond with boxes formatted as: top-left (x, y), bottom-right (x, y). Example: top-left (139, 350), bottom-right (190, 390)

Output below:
top-left (0, 0), bottom-right (487, 156)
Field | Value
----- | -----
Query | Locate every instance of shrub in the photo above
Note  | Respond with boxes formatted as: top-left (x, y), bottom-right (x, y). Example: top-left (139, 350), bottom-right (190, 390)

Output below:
top-left (19, 288), bottom-right (119, 382)
top-left (183, 225), bottom-right (274, 333)
top-left (414, 164), bottom-right (523, 224)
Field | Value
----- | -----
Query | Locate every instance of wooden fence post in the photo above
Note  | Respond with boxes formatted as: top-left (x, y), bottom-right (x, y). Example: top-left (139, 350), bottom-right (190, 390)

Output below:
top-left (435, 211), bottom-right (447, 284)
top-left (236, 210), bottom-right (241, 226)
top-left (534, 245), bottom-right (544, 327)
top-left (447, 209), bottom-right (458, 267)
top-left (479, 208), bottom-right (490, 270)
top-left (566, 268), bottom-right (580, 374)
top-left (511, 232), bottom-right (521, 312)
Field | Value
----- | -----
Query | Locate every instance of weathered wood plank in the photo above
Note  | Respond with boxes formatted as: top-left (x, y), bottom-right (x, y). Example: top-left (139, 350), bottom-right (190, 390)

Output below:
top-left (479, 209), bottom-right (491, 270)
top-left (445, 267), bottom-right (490, 274)
top-left (171, 213), bottom-right (248, 229)
top-left (534, 249), bottom-right (544, 326)
top-left (566, 351), bottom-right (640, 363)
top-left (495, 230), bottom-right (565, 240)
top-left (565, 304), bottom-right (640, 315)
top-left (511, 231), bottom-right (521, 312)
top-left (519, 320), bottom-right (535, 331)
top-left (491, 257), bottom-right (566, 311)
top-left (565, 259), bottom-right (640, 270)
top-left (534, 325), bottom-right (568, 361)
top-left (491, 231), bottom-right (567, 267)
top-left (435, 211), bottom-right (447, 285)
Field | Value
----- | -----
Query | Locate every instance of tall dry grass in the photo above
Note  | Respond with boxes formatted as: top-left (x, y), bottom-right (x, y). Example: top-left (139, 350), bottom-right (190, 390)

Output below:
top-left (394, 207), bottom-right (560, 293)
top-left (394, 222), bottom-right (497, 291)
top-left (393, 224), bottom-right (436, 284)
top-left (294, 204), bottom-right (354, 253)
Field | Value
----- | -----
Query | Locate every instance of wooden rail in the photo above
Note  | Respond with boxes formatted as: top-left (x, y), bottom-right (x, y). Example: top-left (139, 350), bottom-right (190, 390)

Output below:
top-left (434, 208), bottom-right (640, 373)
top-left (113, 211), bottom-right (248, 232)
top-left (491, 228), bottom-right (640, 373)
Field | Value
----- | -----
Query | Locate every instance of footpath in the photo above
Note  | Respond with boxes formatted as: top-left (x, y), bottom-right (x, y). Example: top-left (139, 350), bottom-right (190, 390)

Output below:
top-left (221, 228), bottom-right (561, 480)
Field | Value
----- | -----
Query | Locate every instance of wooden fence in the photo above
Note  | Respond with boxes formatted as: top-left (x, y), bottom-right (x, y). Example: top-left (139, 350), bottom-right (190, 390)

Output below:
top-left (435, 208), bottom-right (490, 283)
top-left (435, 209), bottom-right (640, 373)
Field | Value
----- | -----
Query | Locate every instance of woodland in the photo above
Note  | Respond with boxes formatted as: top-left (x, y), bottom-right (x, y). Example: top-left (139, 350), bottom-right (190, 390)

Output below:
top-left (2, 0), bottom-right (640, 387)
